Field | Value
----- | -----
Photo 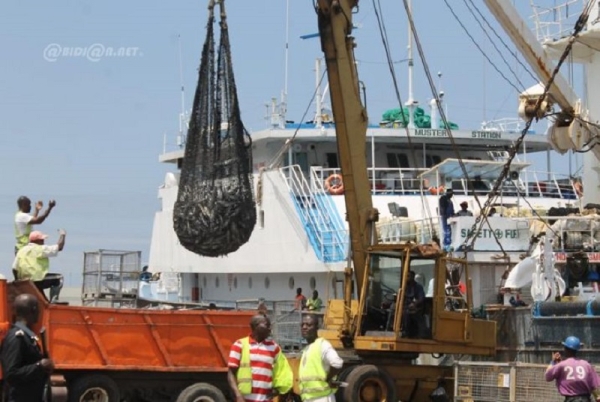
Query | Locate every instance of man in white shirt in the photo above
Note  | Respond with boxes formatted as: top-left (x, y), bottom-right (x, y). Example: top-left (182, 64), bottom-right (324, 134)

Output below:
top-left (13, 230), bottom-right (66, 302)
top-left (298, 314), bottom-right (344, 402)
top-left (14, 196), bottom-right (56, 254)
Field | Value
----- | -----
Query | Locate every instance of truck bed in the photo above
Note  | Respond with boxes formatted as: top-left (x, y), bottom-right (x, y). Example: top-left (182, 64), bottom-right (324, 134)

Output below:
top-left (5, 281), bottom-right (254, 373)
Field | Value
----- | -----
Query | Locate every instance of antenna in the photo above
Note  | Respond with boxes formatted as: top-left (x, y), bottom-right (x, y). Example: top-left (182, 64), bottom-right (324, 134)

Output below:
top-left (405, 0), bottom-right (417, 129)
top-left (284, 0), bottom-right (290, 102)
top-left (280, 0), bottom-right (290, 125)
top-left (178, 34), bottom-right (186, 145)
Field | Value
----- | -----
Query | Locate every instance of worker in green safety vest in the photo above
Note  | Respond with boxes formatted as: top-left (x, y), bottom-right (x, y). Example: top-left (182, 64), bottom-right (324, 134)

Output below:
top-left (227, 314), bottom-right (293, 402)
top-left (298, 314), bottom-right (343, 402)
top-left (13, 230), bottom-right (66, 302)
top-left (14, 196), bottom-right (56, 255)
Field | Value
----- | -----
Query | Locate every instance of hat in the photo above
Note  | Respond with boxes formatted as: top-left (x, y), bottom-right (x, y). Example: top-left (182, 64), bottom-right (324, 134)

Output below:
top-left (460, 201), bottom-right (468, 207)
top-left (29, 231), bottom-right (48, 242)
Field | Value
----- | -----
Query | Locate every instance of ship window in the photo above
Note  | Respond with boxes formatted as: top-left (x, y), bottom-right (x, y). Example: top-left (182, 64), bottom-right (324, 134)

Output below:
top-left (326, 153), bottom-right (339, 168)
top-left (215, 276), bottom-right (220, 288)
top-left (425, 155), bottom-right (441, 167)
top-left (234, 277), bottom-right (238, 289)
top-left (310, 277), bottom-right (317, 291)
top-left (248, 276), bottom-right (253, 289)
top-left (265, 276), bottom-right (271, 289)
top-left (386, 153), bottom-right (409, 168)
top-left (288, 276), bottom-right (295, 289)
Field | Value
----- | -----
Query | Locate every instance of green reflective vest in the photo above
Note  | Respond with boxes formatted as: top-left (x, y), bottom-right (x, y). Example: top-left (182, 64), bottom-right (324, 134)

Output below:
top-left (14, 212), bottom-right (32, 251)
top-left (236, 337), bottom-right (293, 396)
top-left (306, 297), bottom-right (323, 311)
top-left (298, 338), bottom-right (334, 400)
top-left (15, 244), bottom-right (49, 281)
top-left (237, 337), bottom-right (253, 395)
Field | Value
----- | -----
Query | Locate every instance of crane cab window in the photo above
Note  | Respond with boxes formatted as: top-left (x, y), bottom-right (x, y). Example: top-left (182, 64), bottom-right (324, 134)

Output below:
top-left (362, 252), bottom-right (434, 339)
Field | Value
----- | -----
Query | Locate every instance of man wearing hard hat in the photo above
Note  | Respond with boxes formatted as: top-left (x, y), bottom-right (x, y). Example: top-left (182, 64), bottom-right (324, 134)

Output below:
top-left (545, 336), bottom-right (600, 401)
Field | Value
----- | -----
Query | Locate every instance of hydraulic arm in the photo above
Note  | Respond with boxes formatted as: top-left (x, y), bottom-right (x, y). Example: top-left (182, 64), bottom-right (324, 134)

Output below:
top-left (316, 0), bottom-right (379, 336)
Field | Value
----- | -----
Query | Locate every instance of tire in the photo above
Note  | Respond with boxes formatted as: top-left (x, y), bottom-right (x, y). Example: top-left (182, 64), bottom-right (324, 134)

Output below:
top-left (176, 383), bottom-right (227, 402)
top-left (68, 374), bottom-right (120, 402)
top-left (342, 364), bottom-right (396, 402)
top-left (335, 365), bottom-right (357, 400)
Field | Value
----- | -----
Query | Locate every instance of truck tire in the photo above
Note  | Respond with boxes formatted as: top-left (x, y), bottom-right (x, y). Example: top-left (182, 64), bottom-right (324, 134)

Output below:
top-left (68, 374), bottom-right (120, 402)
top-left (176, 383), bottom-right (226, 402)
top-left (342, 364), bottom-right (396, 402)
top-left (335, 365), bottom-right (356, 400)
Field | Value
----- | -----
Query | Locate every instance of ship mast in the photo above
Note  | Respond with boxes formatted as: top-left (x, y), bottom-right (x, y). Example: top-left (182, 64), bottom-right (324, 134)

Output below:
top-left (405, 0), bottom-right (417, 129)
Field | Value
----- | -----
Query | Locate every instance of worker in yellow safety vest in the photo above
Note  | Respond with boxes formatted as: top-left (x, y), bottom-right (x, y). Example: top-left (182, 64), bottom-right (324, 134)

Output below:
top-left (13, 230), bottom-right (66, 302)
top-left (227, 314), bottom-right (293, 402)
top-left (298, 314), bottom-right (343, 402)
top-left (14, 196), bottom-right (56, 255)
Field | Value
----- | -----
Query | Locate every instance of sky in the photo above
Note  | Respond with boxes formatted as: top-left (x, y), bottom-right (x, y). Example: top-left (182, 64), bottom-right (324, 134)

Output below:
top-left (0, 0), bottom-right (583, 286)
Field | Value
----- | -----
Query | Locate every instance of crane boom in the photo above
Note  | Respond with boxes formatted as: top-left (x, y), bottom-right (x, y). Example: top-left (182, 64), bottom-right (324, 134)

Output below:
top-left (316, 0), bottom-right (379, 310)
top-left (483, 0), bottom-right (578, 111)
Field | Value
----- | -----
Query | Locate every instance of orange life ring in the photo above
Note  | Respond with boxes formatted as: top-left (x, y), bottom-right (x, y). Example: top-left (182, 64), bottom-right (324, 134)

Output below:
top-left (324, 174), bottom-right (344, 195)
top-left (574, 181), bottom-right (583, 198)
top-left (429, 186), bottom-right (445, 195)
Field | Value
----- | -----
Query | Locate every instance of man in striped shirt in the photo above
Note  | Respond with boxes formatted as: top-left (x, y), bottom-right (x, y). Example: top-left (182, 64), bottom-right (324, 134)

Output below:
top-left (228, 315), bottom-right (293, 402)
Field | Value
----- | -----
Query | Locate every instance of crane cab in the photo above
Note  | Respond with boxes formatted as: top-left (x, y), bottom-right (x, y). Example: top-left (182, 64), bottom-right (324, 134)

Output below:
top-left (324, 243), bottom-right (496, 357)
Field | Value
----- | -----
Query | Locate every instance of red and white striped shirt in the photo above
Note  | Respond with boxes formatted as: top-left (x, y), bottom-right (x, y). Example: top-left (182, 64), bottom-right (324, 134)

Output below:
top-left (228, 336), bottom-right (282, 402)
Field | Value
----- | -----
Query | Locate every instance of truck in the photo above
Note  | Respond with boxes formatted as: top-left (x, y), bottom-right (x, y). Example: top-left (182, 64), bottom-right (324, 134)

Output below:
top-left (282, 1), bottom-right (498, 400)
top-left (0, 278), bottom-right (255, 402)
top-left (0, 2), bottom-right (498, 402)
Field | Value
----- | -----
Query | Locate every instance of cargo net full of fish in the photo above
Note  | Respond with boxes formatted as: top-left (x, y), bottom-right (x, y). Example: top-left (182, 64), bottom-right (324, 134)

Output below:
top-left (173, 0), bottom-right (256, 257)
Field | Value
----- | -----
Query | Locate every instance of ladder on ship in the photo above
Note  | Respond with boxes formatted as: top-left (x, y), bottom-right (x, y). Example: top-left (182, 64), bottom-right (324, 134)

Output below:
top-left (280, 166), bottom-right (348, 263)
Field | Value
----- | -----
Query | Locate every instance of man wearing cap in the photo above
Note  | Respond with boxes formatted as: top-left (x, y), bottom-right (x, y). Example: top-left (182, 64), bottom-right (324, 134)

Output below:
top-left (438, 189), bottom-right (455, 249)
top-left (14, 196), bottom-right (56, 254)
top-left (545, 336), bottom-right (600, 402)
top-left (456, 201), bottom-right (473, 217)
top-left (13, 230), bottom-right (66, 302)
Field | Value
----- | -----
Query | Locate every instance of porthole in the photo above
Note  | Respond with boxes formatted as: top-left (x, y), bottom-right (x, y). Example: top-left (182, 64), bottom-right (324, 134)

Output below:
top-left (288, 276), bottom-right (295, 289)
top-left (234, 277), bottom-right (238, 289)
top-left (216, 276), bottom-right (220, 288)
top-left (309, 276), bottom-right (317, 290)
top-left (265, 276), bottom-right (270, 289)
top-left (248, 276), bottom-right (253, 289)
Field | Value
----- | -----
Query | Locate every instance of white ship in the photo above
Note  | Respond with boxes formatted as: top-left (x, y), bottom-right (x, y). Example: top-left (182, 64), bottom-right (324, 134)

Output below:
top-left (143, 0), bottom-right (600, 350)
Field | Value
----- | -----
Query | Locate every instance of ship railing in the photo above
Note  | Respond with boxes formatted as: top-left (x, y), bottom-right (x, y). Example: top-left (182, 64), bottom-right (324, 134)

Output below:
top-left (530, 0), bottom-right (585, 42)
top-left (280, 165), bottom-right (348, 262)
top-left (377, 213), bottom-right (600, 253)
top-left (312, 166), bottom-right (428, 195)
top-left (447, 170), bottom-right (578, 199)
top-left (161, 131), bottom-right (186, 154)
top-left (377, 216), bottom-right (440, 245)
top-left (311, 167), bottom-right (579, 199)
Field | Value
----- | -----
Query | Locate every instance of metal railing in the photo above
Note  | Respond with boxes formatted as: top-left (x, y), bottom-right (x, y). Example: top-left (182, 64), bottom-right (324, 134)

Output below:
top-left (313, 166), bottom-right (428, 195)
top-left (377, 216), bottom-right (440, 245)
top-left (530, 0), bottom-right (586, 42)
top-left (280, 165), bottom-right (348, 262)
top-left (377, 213), bottom-right (600, 253)
top-left (311, 166), bottom-right (580, 199)
top-left (455, 361), bottom-right (600, 402)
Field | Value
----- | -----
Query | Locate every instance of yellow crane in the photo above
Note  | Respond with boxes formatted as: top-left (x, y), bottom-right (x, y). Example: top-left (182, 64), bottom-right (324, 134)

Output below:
top-left (294, 1), bottom-right (498, 400)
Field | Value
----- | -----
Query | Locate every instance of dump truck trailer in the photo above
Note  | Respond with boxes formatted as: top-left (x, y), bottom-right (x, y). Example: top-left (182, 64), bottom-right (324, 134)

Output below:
top-left (0, 279), bottom-right (255, 402)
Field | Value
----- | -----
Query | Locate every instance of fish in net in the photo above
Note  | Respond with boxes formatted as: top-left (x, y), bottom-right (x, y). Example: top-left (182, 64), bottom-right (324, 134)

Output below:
top-left (173, 0), bottom-right (256, 257)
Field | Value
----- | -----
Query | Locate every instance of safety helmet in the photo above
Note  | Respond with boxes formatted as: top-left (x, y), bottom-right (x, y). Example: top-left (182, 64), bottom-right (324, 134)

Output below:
top-left (562, 336), bottom-right (581, 351)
